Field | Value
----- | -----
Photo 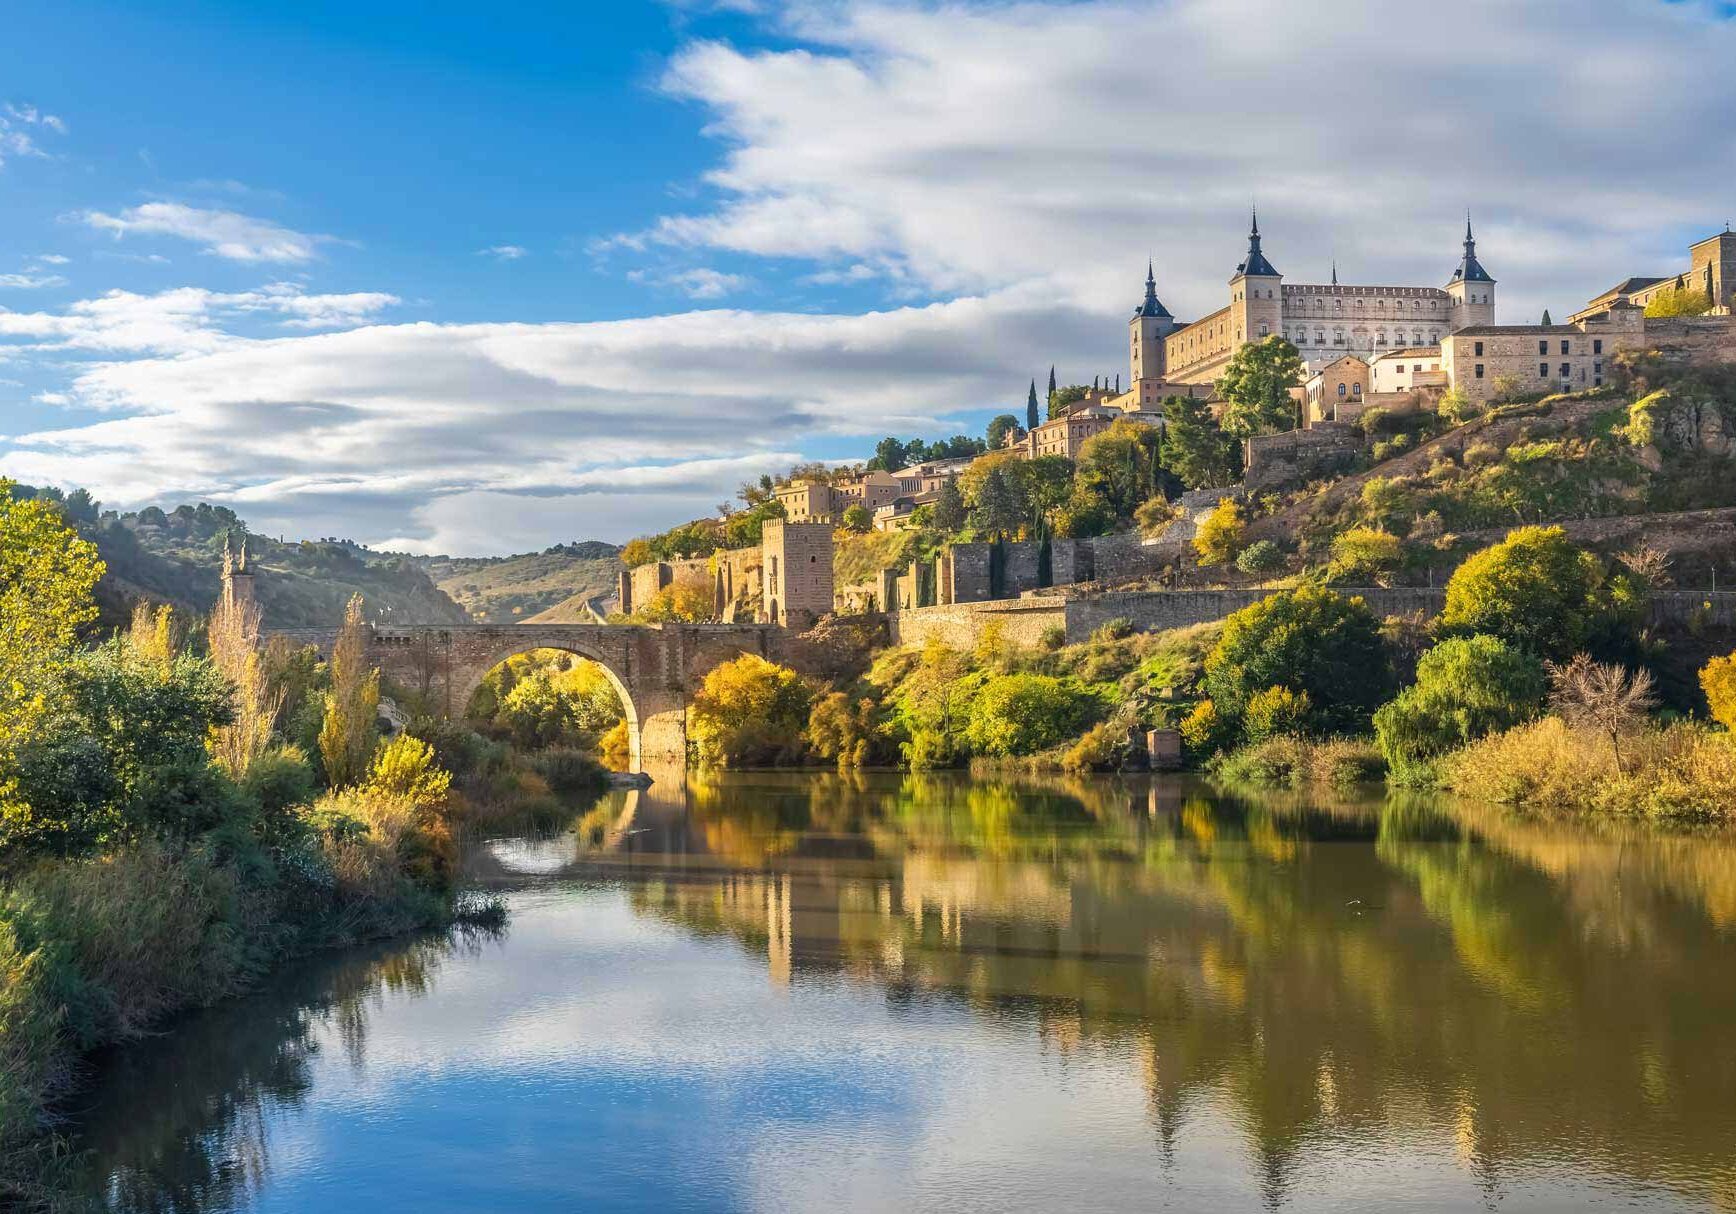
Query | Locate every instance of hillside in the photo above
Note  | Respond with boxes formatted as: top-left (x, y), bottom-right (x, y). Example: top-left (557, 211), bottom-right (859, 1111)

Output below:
top-left (416, 541), bottom-right (623, 623)
top-left (7, 490), bottom-right (471, 630)
top-left (1229, 355), bottom-right (1736, 586)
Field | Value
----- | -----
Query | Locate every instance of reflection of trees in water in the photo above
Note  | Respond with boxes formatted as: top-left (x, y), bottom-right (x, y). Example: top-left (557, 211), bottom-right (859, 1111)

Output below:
top-left (63, 927), bottom-right (496, 1213)
top-left (628, 773), bottom-right (1736, 1212)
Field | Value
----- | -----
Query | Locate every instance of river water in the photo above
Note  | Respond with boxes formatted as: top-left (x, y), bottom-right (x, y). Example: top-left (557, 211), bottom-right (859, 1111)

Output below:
top-left (62, 772), bottom-right (1736, 1212)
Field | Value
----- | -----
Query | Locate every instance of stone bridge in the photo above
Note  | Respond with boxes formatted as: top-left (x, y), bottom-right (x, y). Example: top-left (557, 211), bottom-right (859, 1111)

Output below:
top-left (272, 623), bottom-right (782, 770)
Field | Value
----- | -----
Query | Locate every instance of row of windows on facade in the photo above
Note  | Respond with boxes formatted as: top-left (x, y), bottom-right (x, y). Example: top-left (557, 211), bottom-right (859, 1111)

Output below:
top-left (1271, 325), bottom-right (1441, 346)
top-left (1289, 296), bottom-right (1442, 313)
top-left (1468, 361), bottom-right (1603, 383)
top-left (1467, 338), bottom-right (1605, 357)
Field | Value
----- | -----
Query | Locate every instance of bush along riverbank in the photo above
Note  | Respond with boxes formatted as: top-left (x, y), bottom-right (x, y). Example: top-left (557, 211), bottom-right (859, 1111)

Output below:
top-left (0, 485), bottom-right (512, 1205)
top-left (687, 524), bottom-right (1736, 821)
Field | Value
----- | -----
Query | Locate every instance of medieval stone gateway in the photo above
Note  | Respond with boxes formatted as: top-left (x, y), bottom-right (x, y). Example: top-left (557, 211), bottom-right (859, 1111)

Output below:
top-left (272, 623), bottom-right (781, 771)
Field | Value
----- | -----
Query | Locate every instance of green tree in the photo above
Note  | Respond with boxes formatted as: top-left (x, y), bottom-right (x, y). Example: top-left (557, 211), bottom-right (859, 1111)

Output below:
top-left (0, 480), bottom-right (104, 745)
top-left (1373, 634), bottom-right (1548, 778)
top-left (971, 466), bottom-right (1027, 537)
top-left (963, 673), bottom-right (1097, 756)
top-left (1440, 526), bottom-right (1610, 659)
top-left (1328, 527), bottom-right (1402, 583)
top-left (318, 594), bottom-right (380, 788)
top-left (1026, 380), bottom-right (1040, 432)
top-left (869, 436), bottom-right (912, 471)
top-left (840, 503), bottom-right (873, 533)
top-left (1074, 419), bottom-right (1161, 521)
top-left (1048, 384), bottom-right (1088, 420)
top-left (3, 641), bottom-right (237, 853)
top-left (986, 413), bottom-right (1021, 451)
top-left (1161, 395), bottom-right (1239, 489)
top-left (931, 476), bottom-right (967, 532)
top-left (1204, 587), bottom-right (1392, 735)
top-left (1217, 336), bottom-right (1305, 439)
top-left (1235, 539), bottom-right (1283, 576)
top-left (1018, 456), bottom-right (1075, 533)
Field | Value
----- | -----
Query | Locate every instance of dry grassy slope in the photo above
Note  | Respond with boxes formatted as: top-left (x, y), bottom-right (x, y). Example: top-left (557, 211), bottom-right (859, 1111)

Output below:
top-left (418, 544), bottom-right (623, 622)
top-left (1245, 396), bottom-right (1613, 546)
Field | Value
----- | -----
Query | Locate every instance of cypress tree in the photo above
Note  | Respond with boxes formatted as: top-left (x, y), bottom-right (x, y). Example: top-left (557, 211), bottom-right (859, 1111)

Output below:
top-left (1541, 308), bottom-right (1553, 325)
top-left (1026, 380), bottom-right (1040, 432)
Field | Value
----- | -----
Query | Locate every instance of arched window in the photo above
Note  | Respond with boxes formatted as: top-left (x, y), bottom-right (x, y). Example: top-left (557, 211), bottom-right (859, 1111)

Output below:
top-left (1337, 383), bottom-right (1347, 397)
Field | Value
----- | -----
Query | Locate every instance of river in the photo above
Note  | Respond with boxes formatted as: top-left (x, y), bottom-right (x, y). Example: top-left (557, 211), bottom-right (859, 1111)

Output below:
top-left (60, 771), bottom-right (1736, 1212)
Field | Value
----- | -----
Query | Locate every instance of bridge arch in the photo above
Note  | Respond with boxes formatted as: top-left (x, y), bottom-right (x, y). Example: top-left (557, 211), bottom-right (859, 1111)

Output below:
top-left (450, 640), bottom-right (648, 772)
top-left (350, 623), bottom-right (779, 773)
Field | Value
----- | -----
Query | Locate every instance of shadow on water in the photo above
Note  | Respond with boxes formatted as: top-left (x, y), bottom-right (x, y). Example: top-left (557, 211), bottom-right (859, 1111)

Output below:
top-left (57, 769), bottom-right (1736, 1212)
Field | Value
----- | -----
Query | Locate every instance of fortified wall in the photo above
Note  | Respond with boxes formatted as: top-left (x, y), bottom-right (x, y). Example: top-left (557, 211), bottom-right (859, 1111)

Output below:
top-left (617, 547), bottom-right (762, 620)
top-left (887, 587), bottom-right (1736, 650)
top-left (1243, 422), bottom-right (1363, 492)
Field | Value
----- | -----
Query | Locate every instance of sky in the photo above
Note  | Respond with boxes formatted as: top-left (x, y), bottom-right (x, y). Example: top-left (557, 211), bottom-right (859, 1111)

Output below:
top-left (2, 0), bottom-right (1734, 556)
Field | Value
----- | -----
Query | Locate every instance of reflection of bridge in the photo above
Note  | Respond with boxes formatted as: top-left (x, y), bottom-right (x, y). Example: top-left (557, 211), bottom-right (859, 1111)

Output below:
top-left (273, 624), bottom-right (781, 770)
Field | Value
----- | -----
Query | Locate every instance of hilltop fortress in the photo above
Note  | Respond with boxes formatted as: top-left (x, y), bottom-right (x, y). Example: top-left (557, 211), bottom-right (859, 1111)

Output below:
top-left (1098, 212), bottom-right (1735, 416)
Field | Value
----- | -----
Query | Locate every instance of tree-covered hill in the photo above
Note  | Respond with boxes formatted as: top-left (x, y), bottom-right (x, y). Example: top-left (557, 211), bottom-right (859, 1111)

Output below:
top-left (413, 541), bottom-right (624, 623)
top-left (3, 488), bottom-right (471, 630)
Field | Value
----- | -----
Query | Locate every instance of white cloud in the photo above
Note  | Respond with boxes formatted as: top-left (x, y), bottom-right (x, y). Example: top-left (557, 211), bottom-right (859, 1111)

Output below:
top-left (0, 283), bottom-right (399, 356)
top-left (0, 274), bottom-right (66, 289)
top-left (34, 254), bottom-right (70, 266)
top-left (80, 202), bottom-right (331, 263)
top-left (0, 101), bottom-right (66, 166)
top-left (629, 266), bottom-right (751, 299)
top-left (479, 245), bottom-right (527, 260)
top-left (641, 0), bottom-right (1736, 320)
top-left (0, 282), bottom-right (1090, 549)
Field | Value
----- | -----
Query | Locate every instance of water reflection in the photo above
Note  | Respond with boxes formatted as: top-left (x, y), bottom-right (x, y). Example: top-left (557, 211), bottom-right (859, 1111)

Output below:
top-left (63, 772), bottom-right (1736, 1212)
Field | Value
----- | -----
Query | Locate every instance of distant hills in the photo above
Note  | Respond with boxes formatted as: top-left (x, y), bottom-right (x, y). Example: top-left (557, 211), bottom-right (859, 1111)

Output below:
top-left (6, 484), bottom-right (622, 630)
top-left (414, 542), bottom-right (624, 623)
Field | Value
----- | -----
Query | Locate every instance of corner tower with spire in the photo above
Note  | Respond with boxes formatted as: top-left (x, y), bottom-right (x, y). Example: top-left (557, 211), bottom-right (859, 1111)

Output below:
top-left (1445, 212), bottom-right (1496, 329)
top-left (1228, 208), bottom-right (1283, 349)
top-left (1127, 258), bottom-right (1178, 406)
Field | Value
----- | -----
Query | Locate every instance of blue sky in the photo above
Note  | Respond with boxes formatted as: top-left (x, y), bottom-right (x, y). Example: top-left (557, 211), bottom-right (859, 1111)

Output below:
top-left (2, 0), bottom-right (1734, 554)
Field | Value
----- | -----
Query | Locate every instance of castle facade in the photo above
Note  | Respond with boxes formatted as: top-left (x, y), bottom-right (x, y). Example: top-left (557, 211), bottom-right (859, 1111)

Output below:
top-left (1117, 213), bottom-right (1495, 404)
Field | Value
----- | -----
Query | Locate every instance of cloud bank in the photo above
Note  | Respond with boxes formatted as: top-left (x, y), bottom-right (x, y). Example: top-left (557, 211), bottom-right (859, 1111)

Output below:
top-left (5, 0), bottom-right (1735, 554)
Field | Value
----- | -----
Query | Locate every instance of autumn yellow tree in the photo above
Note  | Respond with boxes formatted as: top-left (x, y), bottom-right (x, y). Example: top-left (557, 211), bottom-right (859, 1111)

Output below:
top-left (207, 591), bottom-right (283, 778)
top-left (1192, 499), bottom-right (1246, 566)
top-left (1701, 652), bottom-right (1736, 732)
top-left (0, 481), bottom-right (104, 745)
top-left (318, 594), bottom-right (380, 788)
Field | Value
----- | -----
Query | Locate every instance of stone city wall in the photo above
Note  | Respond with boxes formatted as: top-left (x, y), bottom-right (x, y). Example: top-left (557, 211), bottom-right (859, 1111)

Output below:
top-left (1243, 422), bottom-right (1363, 492)
top-left (885, 585), bottom-right (1736, 650)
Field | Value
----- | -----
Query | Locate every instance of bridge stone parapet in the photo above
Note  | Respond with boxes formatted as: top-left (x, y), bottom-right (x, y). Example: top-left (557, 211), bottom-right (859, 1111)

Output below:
top-left (271, 622), bottom-right (780, 771)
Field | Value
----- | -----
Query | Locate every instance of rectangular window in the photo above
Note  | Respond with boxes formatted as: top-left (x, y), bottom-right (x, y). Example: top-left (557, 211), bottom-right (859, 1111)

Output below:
top-left (1559, 363), bottom-right (1570, 377)
top-left (1539, 340), bottom-right (1548, 355)
top-left (1475, 364), bottom-right (1485, 378)
top-left (1593, 339), bottom-right (1603, 354)
top-left (1560, 341), bottom-right (1570, 355)
top-left (1540, 363), bottom-right (1549, 377)
top-left (1474, 341), bottom-right (1484, 356)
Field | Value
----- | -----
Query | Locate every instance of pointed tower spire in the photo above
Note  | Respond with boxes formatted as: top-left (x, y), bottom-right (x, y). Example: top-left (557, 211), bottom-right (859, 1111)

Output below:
top-left (1135, 258), bottom-right (1171, 318)
top-left (1331, 258), bottom-right (1338, 287)
top-left (1234, 207), bottom-right (1279, 278)
top-left (1450, 210), bottom-right (1493, 284)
